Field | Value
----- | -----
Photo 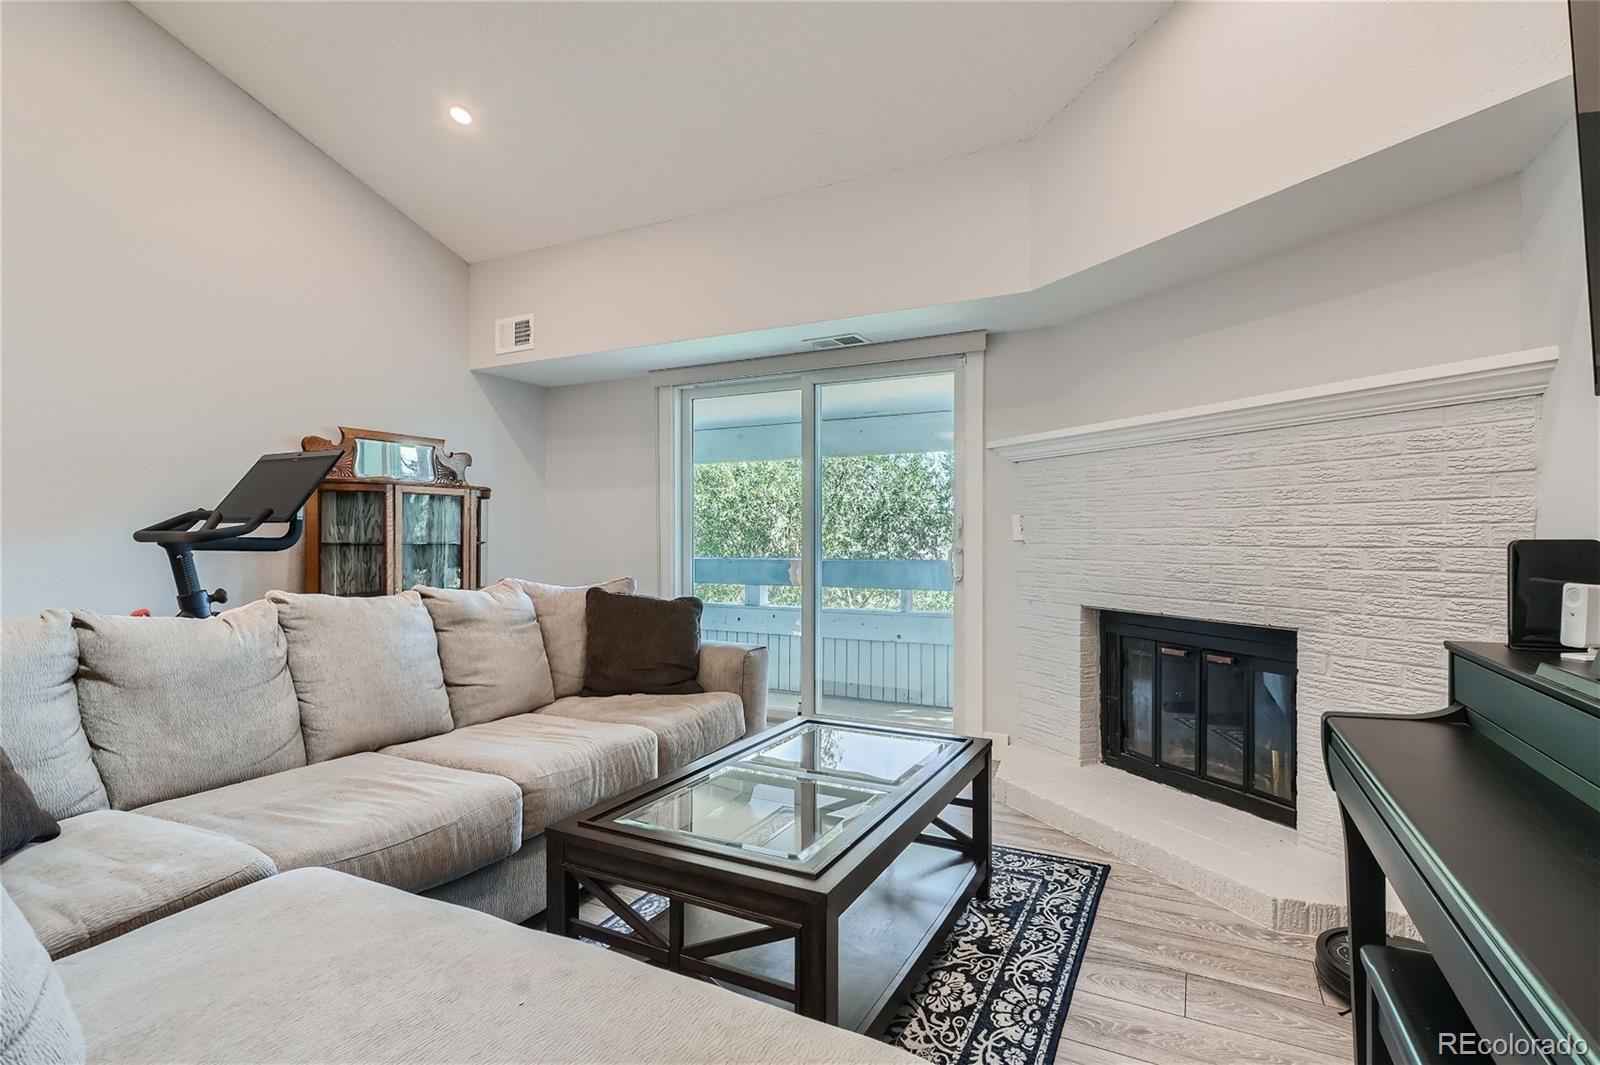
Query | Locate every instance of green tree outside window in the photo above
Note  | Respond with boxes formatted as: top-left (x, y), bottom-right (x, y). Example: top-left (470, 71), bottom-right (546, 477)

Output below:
top-left (692, 452), bottom-right (953, 612)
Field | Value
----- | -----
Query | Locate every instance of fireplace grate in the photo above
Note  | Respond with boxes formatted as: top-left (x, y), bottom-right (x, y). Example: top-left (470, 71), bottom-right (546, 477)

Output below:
top-left (1100, 611), bottom-right (1297, 825)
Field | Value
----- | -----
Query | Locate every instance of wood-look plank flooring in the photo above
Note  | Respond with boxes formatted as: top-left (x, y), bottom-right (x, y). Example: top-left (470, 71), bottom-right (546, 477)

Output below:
top-left (993, 805), bottom-right (1352, 1064)
top-left (577, 802), bottom-right (1351, 1063)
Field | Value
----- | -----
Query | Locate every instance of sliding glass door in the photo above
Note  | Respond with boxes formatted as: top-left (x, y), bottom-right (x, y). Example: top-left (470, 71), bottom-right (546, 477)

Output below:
top-left (688, 386), bottom-right (805, 716)
top-left (681, 362), bottom-right (960, 732)
top-left (816, 374), bottom-right (955, 729)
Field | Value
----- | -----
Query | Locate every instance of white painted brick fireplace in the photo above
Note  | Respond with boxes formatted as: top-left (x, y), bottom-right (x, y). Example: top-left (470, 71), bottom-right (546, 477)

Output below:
top-left (988, 349), bottom-right (1558, 931)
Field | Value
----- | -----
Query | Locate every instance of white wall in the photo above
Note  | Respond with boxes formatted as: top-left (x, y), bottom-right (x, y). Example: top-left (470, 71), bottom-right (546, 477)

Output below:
top-left (0, 2), bottom-right (545, 619)
top-left (537, 376), bottom-right (662, 591)
top-left (986, 179), bottom-right (1526, 441)
top-left (1520, 121), bottom-right (1600, 537)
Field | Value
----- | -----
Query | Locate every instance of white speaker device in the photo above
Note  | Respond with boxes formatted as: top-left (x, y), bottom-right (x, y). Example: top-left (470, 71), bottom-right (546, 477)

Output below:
top-left (1559, 582), bottom-right (1600, 659)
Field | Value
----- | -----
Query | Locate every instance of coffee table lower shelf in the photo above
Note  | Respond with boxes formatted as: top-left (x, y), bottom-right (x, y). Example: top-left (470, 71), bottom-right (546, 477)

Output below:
top-left (564, 840), bottom-right (981, 1036)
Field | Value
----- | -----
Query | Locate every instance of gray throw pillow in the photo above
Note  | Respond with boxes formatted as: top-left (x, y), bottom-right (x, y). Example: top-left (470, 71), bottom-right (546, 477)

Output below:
top-left (0, 749), bottom-right (60, 858)
top-left (418, 581), bottom-right (556, 726)
top-left (74, 601), bottom-right (306, 809)
top-left (514, 577), bottom-right (636, 697)
top-left (268, 590), bottom-right (453, 763)
top-left (582, 587), bottom-right (705, 697)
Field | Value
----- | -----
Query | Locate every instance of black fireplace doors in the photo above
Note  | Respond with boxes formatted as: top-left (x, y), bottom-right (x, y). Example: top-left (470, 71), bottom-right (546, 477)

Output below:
top-left (1100, 611), bottom-right (1297, 825)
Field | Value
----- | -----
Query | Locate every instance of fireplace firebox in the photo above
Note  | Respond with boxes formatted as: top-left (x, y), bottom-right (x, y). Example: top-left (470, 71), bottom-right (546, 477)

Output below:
top-left (1100, 611), bottom-right (1297, 824)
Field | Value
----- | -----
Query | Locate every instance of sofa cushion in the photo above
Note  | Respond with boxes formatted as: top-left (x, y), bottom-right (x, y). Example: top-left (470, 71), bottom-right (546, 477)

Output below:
top-left (582, 587), bottom-right (704, 697)
top-left (542, 692), bottom-right (744, 774)
top-left (0, 810), bottom-right (275, 959)
top-left (0, 749), bottom-right (60, 858)
top-left (1, 888), bottom-right (84, 1064)
top-left (418, 581), bottom-right (555, 726)
top-left (0, 610), bottom-right (107, 819)
top-left (267, 591), bottom-right (453, 763)
top-left (73, 602), bottom-right (305, 809)
top-left (56, 868), bottom-right (920, 1065)
top-left (513, 577), bottom-right (635, 697)
top-left (137, 753), bottom-right (521, 893)
top-left (382, 714), bottom-right (656, 837)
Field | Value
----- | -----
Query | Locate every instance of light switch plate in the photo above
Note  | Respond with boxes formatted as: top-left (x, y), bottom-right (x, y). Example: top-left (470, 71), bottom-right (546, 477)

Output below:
top-left (1011, 514), bottom-right (1026, 542)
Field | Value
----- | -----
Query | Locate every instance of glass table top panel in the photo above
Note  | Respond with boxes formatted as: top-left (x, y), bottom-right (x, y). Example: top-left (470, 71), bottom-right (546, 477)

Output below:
top-left (610, 723), bottom-right (958, 865)
top-left (744, 724), bottom-right (955, 787)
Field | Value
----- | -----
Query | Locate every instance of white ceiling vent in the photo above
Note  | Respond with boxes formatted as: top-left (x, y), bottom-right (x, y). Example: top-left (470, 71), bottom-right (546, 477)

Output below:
top-left (805, 333), bottom-right (871, 350)
top-left (494, 314), bottom-right (534, 355)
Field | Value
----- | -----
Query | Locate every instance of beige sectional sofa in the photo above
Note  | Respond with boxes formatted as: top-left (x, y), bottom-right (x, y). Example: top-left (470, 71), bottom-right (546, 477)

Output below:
top-left (3, 867), bottom-right (918, 1064)
top-left (0, 577), bottom-right (768, 958)
top-left (0, 579), bottom-right (924, 1063)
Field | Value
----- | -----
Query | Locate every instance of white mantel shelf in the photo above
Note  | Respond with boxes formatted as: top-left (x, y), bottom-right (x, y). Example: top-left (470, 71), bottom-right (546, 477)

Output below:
top-left (988, 347), bottom-right (1560, 462)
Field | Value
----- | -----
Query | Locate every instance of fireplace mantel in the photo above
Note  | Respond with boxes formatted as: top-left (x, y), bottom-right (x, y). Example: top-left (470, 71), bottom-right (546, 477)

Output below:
top-left (988, 347), bottom-right (1558, 462)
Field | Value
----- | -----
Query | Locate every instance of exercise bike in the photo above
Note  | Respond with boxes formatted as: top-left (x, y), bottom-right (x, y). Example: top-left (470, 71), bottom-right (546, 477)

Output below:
top-left (134, 450), bottom-right (342, 618)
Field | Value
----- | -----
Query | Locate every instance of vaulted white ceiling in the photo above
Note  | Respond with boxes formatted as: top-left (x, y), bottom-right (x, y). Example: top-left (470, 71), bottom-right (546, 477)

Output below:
top-left (137, 1), bottom-right (1169, 263)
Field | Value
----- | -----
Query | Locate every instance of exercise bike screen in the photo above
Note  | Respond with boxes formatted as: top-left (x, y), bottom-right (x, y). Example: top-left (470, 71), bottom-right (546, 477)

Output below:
top-left (217, 450), bottom-right (342, 523)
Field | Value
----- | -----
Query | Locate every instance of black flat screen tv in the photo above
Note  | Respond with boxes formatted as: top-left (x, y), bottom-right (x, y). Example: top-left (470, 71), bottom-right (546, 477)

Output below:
top-left (1572, 0), bottom-right (1600, 393)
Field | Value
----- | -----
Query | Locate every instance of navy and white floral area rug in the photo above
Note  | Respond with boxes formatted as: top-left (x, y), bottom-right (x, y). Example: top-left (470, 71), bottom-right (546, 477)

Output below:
top-left (595, 845), bottom-right (1108, 1065)
top-left (882, 846), bottom-right (1108, 1065)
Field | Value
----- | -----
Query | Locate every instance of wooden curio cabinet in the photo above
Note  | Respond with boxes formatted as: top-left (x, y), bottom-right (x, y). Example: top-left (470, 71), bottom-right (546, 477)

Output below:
top-left (301, 427), bottom-right (491, 596)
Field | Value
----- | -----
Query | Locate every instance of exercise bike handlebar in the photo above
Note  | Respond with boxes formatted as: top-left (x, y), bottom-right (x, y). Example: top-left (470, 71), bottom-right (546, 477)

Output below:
top-left (134, 450), bottom-right (340, 618)
top-left (133, 507), bottom-right (291, 548)
top-left (132, 507), bottom-right (307, 618)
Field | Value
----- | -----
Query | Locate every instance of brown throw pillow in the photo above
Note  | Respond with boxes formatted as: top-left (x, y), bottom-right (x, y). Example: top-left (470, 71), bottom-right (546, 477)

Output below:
top-left (582, 588), bottom-right (705, 697)
top-left (1, 748), bottom-right (61, 857)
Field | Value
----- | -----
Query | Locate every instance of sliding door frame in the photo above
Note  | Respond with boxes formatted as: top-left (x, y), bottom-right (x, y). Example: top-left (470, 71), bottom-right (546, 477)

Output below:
top-left (657, 334), bottom-right (985, 737)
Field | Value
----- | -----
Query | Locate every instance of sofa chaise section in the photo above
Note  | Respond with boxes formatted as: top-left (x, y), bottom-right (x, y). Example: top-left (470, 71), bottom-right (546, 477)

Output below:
top-left (136, 753), bottom-right (522, 893)
top-left (55, 868), bottom-right (920, 1064)
top-left (0, 810), bottom-right (276, 959)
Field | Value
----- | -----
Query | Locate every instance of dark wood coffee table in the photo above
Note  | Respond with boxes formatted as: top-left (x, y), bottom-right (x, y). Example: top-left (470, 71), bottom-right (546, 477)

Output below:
top-left (546, 717), bottom-right (992, 1034)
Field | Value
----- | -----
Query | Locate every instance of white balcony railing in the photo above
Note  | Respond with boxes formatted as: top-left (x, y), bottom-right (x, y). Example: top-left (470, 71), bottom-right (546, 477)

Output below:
top-left (695, 557), bottom-right (954, 709)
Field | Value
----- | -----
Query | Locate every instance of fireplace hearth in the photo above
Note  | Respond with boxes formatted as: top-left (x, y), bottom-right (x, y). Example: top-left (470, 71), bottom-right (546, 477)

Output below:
top-left (1100, 612), bottom-right (1297, 825)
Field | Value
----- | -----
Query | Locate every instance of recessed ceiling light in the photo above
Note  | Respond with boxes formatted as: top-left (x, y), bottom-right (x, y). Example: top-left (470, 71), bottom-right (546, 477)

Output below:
top-left (448, 106), bottom-right (473, 126)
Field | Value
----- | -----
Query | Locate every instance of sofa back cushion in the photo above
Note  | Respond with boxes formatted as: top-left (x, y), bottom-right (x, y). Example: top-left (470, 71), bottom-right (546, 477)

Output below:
top-left (74, 601), bottom-right (306, 809)
top-left (513, 577), bottom-right (635, 698)
top-left (0, 610), bottom-right (108, 819)
top-left (1, 888), bottom-right (85, 1062)
top-left (268, 590), bottom-right (453, 763)
top-left (418, 581), bottom-right (555, 726)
